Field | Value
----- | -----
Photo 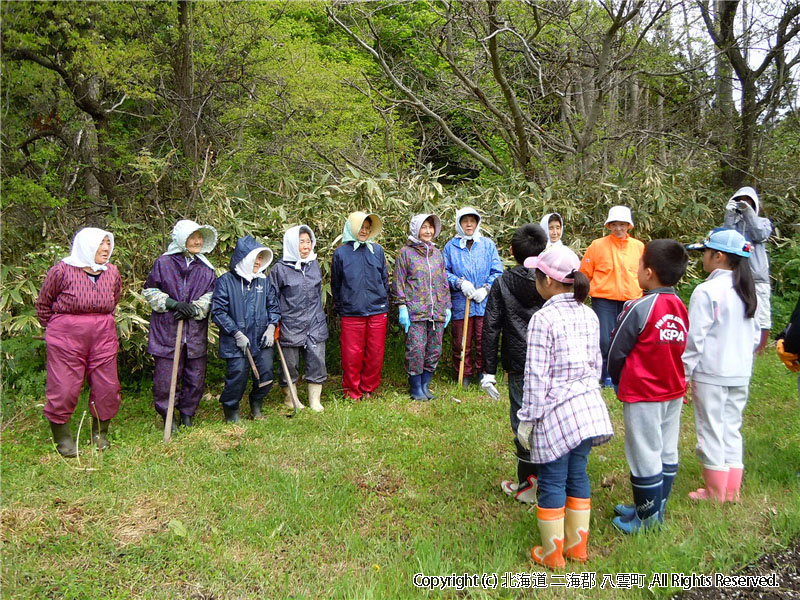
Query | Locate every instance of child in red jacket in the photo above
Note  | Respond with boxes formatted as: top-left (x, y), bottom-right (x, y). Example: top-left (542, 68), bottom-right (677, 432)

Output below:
top-left (607, 240), bottom-right (689, 533)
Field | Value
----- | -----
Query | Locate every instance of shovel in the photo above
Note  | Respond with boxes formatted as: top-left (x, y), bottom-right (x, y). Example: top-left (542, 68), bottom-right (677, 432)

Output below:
top-left (275, 340), bottom-right (302, 415)
top-left (245, 346), bottom-right (273, 388)
top-left (163, 319), bottom-right (184, 443)
top-left (458, 297), bottom-right (472, 387)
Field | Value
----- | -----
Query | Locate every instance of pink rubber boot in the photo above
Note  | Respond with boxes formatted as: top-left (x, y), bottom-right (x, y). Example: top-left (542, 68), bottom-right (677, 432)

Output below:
top-left (688, 466), bottom-right (728, 502)
top-left (725, 466), bottom-right (744, 502)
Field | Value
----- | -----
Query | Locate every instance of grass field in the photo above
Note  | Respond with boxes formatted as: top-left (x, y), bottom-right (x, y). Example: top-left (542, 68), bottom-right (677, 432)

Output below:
top-left (2, 347), bottom-right (799, 599)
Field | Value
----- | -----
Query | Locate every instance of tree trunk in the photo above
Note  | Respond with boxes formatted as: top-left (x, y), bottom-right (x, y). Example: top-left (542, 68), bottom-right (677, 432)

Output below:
top-left (175, 0), bottom-right (199, 164)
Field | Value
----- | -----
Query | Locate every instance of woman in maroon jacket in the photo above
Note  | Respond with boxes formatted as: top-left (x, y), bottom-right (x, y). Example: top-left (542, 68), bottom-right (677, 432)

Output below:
top-left (35, 227), bottom-right (122, 457)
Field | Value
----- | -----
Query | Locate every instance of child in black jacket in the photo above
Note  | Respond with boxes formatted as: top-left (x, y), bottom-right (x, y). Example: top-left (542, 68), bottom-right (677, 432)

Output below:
top-left (481, 223), bottom-right (547, 503)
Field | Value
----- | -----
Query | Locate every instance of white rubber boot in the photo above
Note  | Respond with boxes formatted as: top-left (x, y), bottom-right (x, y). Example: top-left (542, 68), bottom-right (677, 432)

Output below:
top-left (283, 385), bottom-right (304, 411)
top-left (308, 383), bottom-right (324, 412)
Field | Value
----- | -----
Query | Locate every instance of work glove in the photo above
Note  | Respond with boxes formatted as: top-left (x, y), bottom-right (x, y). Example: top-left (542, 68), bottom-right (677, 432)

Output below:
top-left (398, 305), bottom-right (411, 334)
top-left (173, 301), bottom-right (197, 320)
top-left (517, 421), bottom-right (534, 451)
top-left (777, 339), bottom-right (800, 372)
top-left (261, 324), bottom-right (276, 348)
top-left (233, 331), bottom-right (250, 353)
top-left (459, 279), bottom-right (476, 299)
top-left (472, 286), bottom-right (489, 304)
top-left (480, 373), bottom-right (500, 401)
top-left (444, 308), bottom-right (452, 329)
top-left (725, 199), bottom-right (738, 212)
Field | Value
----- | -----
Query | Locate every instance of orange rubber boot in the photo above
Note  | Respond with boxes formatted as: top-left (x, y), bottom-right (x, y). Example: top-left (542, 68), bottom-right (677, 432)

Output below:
top-left (564, 497), bottom-right (591, 562)
top-left (531, 506), bottom-right (565, 569)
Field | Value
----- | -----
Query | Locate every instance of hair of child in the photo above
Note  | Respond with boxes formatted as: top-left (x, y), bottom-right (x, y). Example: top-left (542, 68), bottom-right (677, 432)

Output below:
top-left (535, 268), bottom-right (590, 303)
top-left (511, 223), bottom-right (548, 264)
top-left (642, 239), bottom-right (689, 287)
top-left (726, 252), bottom-right (758, 318)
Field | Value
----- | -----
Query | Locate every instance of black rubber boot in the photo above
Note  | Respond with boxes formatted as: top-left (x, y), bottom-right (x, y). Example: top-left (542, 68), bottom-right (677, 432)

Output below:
top-left (223, 406), bottom-right (241, 423)
top-left (461, 375), bottom-right (472, 389)
top-left (249, 398), bottom-right (264, 420)
top-left (409, 374), bottom-right (428, 401)
top-left (48, 420), bottom-right (77, 458)
top-left (91, 417), bottom-right (111, 450)
top-left (162, 414), bottom-right (178, 435)
top-left (421, 371), bottom-right (435, 400)
top-left (180, 413), bottom-right (193, 427)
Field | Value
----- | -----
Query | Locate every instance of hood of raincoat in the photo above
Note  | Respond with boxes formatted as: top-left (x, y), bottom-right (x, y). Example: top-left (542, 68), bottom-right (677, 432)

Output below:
top-left (281, 225), bottom-right (317, 270)
top-left (230, 236), bottom-right (273, 283)
top-left (408, 213), bottom-right (442, 245)
top-left (62, 227), bottom-right (115, 271)
top-left (539, 212), bottom-right (564, 248)
top-left (454, 207), bottom-right (482, 248)
top-left (729, 186), bottom-right (760, 214)
top-left (165, 219), bottom-right (217, 269)
top-left (343, 211), bottom-right (382, 253)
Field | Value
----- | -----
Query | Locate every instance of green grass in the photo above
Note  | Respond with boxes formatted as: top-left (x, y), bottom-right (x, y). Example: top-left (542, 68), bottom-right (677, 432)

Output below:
top-left (2, 350), bottom-right (799, 599)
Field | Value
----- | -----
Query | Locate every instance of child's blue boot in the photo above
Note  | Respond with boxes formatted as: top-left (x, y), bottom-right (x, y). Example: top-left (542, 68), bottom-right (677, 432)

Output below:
top-left (421, 371), bottom-right (435, 400)
top-left (612, 473), bottom-right (662, 535)
top-left (409, 374), bottom-right (428, 401)
top-left (617, 463), bottom-right (678, 523)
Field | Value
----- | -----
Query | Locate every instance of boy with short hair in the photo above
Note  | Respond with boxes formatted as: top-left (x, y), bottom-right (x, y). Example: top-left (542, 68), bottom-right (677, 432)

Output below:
top-left (607, 239), bottom-right (689, 533)
top-left (481, 223), bottom-right (548, 504)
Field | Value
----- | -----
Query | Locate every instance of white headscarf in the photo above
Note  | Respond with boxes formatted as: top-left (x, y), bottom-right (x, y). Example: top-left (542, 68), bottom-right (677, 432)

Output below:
top-left (235, 247), bottom-right (273, 283)
top-left (729, 186), bottom-right (760, 214)
top-left (454, 207), bottom-right (482, 249)
top-left (539, 212), bottom-right (564, 249)
top-left (164, 219), bottom-right (217, 269)
top-left (62, 227), bottom-right (115, 271)
top-left (408, 213), bottom-right (442, 245)
top-left (282, 225), bottom-right (317, 270)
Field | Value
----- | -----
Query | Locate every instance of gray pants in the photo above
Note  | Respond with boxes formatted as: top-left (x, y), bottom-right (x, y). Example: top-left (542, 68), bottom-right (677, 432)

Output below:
top-left (692, 381), bottom-right (748, 468)
top-left (623, 398), bottom-right (682, 477)
top-left (278, 341), bottom-right (327, 386)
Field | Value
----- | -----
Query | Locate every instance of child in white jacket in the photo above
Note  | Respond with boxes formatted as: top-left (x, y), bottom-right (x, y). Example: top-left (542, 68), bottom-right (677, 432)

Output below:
top-left (684, 228), bottom-right (759, 503)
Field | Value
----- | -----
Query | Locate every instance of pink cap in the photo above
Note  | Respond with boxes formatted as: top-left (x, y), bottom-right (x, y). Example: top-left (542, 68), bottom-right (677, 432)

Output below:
top-left (523, 246), bottom-right (581, 283)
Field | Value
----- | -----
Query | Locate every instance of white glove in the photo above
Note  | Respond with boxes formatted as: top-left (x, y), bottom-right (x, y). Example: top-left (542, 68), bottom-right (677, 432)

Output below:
top-left (480, 374), bottom-right (500, 401)
top-left (234, 331), bottom-right (250, 353)
top-left (261, 324), bottom-right (276, 348)
top-left (725, 199), bottom-right (738, 212)
top-left (472, 286), bottom-right (489, 303)
top-left (459, 279), bottom-right (476, 298)
top-left (517, 421), bottom-right (534, 451)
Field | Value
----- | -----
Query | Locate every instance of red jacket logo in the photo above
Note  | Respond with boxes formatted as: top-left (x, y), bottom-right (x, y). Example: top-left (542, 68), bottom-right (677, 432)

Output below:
top-left (655, 314), bottom-right (687, 343)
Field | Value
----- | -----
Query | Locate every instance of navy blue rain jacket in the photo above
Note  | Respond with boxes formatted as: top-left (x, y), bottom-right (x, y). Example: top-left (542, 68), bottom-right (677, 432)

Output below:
top-left (212, 236), bottom-right (280, 359)
top-left (331, 242), bottom-right (389, 316)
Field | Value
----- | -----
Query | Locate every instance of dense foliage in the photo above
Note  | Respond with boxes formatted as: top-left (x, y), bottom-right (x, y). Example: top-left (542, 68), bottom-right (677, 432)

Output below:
top-left (2, 1), bottom-right (799, 391)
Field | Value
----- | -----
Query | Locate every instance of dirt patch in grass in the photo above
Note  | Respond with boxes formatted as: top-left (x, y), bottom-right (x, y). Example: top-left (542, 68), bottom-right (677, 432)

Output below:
top-left (111, 495), bottom-right (171, 545)
top-left (674, 536), bottom-right (800, 599)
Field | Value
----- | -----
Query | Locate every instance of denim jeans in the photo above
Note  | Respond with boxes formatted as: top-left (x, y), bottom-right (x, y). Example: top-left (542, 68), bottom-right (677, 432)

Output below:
top-left (591, 297), bottom-right (626, 381)
top-left (537, 438), bottom-right (593, 508)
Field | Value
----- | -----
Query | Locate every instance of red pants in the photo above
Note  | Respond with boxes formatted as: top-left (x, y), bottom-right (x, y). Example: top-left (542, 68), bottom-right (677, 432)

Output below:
top-left (340, 314), bottom-right (387, 399)
top-left (44, 313), bottom-right (122, 424)
top-left (451, 316), bottom-right (484, 378)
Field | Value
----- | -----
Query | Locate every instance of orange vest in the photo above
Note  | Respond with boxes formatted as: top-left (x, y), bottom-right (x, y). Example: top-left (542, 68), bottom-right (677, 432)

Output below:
top-left (579, 234), bottom-right (644, 301)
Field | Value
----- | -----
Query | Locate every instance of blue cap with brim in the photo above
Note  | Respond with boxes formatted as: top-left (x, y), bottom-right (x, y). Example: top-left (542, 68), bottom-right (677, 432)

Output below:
top-left (687, 228), bottom-right (752, 258)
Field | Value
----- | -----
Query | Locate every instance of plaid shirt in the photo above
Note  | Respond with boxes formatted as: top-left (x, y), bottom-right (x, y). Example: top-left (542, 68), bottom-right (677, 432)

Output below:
top-left (518, 293), bottom-right (613, 463)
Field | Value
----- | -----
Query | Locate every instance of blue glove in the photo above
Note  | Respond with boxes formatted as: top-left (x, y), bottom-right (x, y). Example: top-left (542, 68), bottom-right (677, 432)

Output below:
top-left (444, 308), bottom-right (452, 329)
top-left (398, 305), bottom-right (410, 334)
